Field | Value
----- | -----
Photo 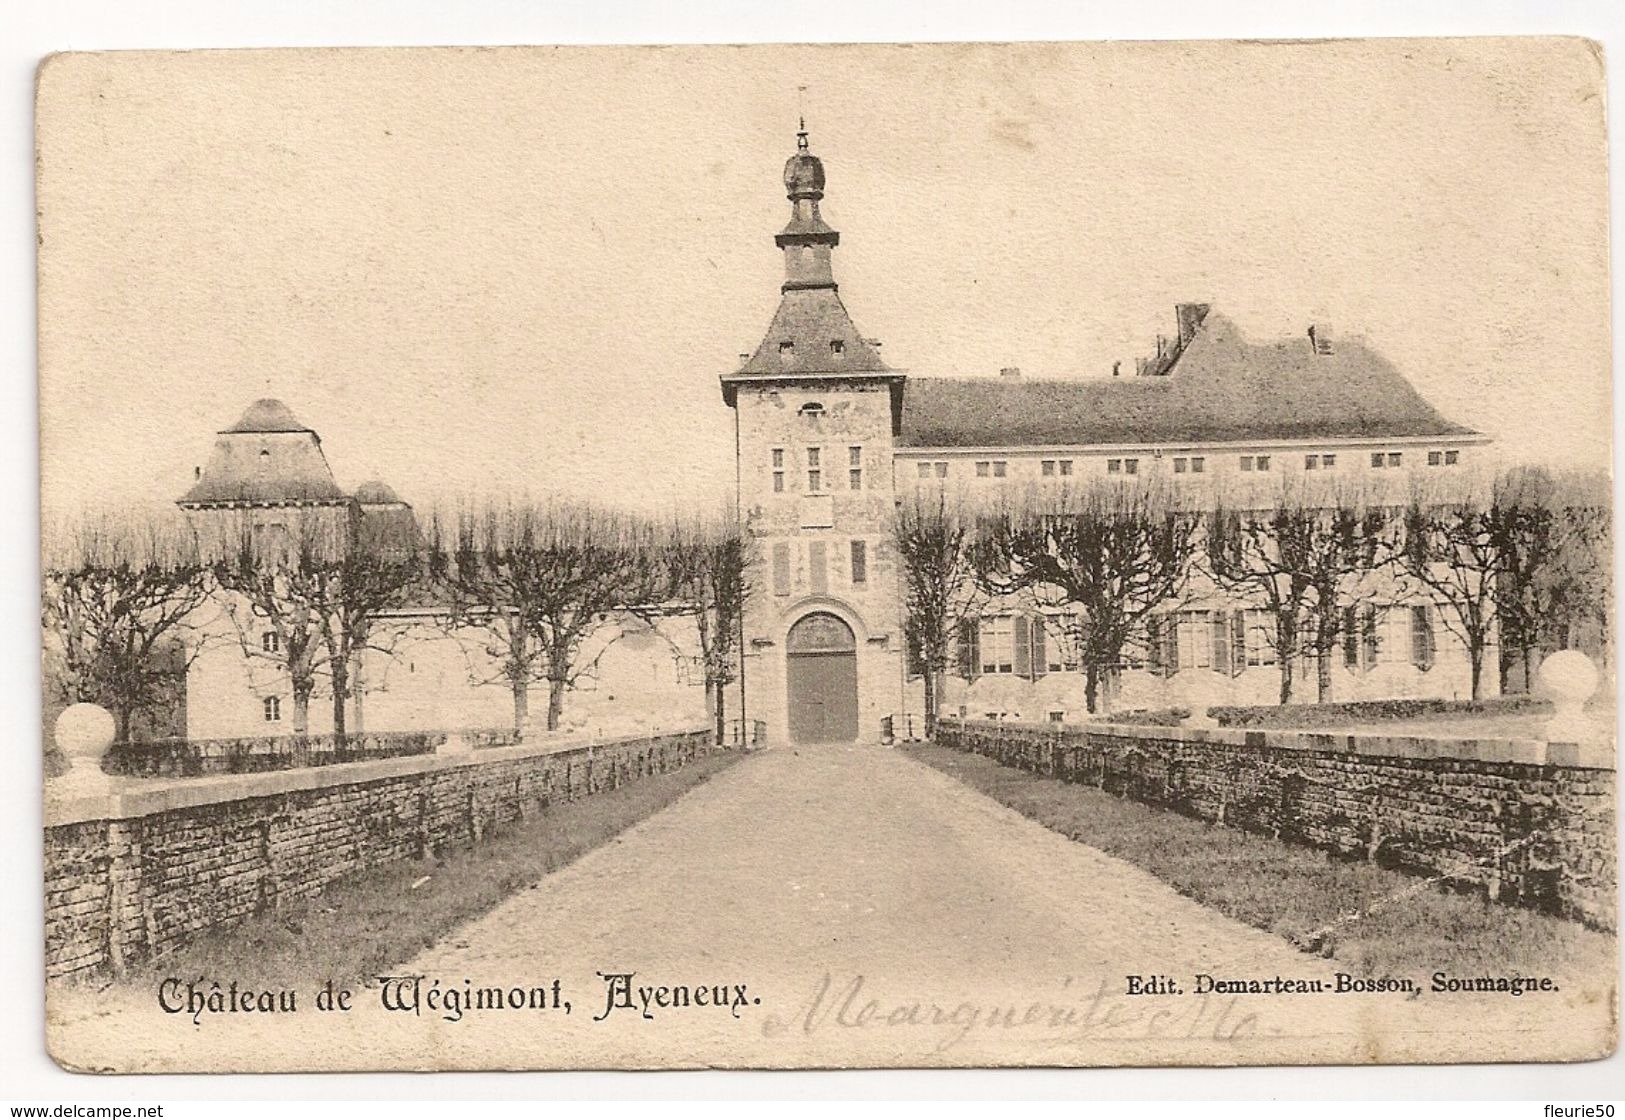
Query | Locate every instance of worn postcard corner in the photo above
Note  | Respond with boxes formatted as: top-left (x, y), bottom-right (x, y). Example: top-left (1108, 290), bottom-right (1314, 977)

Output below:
top-left (36, 37), bottom-right (1617, 1073)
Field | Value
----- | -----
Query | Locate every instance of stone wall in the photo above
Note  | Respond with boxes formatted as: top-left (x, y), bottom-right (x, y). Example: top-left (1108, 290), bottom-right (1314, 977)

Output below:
top-left (936, 718), bottom-right (1615, 930)
top-left (44, 728), bottom-right (714, 979)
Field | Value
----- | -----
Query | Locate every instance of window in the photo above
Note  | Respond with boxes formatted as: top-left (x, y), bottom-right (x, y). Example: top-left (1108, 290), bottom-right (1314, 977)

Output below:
top-left (992, 461), bottom-right (1007, 478)
top-left (1107, 459), bottom-right (1121, 474)
top-left (1388, 452), bottom-right (1402, 468)
top-left (798, 401), bottom-right (824, 418)
top-left (1305, 454), bottom-right (1319, 470)
top-left (1255, 455), bottom-right (1270, 472)
top-left (1048, 711), bottom-right (1066, 724)
top-left (976, 461), bottom-right (990, 477)
top-left (1043, 614), bottom-right (1080, 672)
top-left (917, 462), bottom-right (933, 479)
top-left (1041, 460), bottom-right (1056, 476)
top-left (829, 339), bottom-right (844, 357)
top-left (1123, 458), bottom-right (1138, 475)
top-left (1428, 451), bottom-right (1442, 467)
top-left (848, 445), bottom-right (863, 490)
top-left (1244, 610), bottom-right (1277, 667)
top-left (1176, 611), bottom-right (1214, 669)
top-left (779, 341), bottom-right (795, 364)
top-left (980, 616), bottom-right (1015, 674)
top-left (850, 540), bottom-right (867, 585)
top-left (263, 696), bottom-right (281, 723)
top-left (1322, 453), bottom-right (1336, 469)
top-left (1059, 460), bottom-right (1073, 476)
top-left (1190, 457), bottom-right (1204, 473)
top-left (772, 448), bottom-right (785, 493)
top-left (1174, 457), bottom-right (1188, 474)
top-left (1176, 455), bottom-right (1208, 475)
top-left (1371, 452), bottom-right (1385, 468)
top-left (261, 630), bottom-right (280, 653)
top-left (1444, 450), bottom-right (1459, 466)
top-left (806, 446), bottom-right (822, 491)
top-left (1240, 456), bottom-right (1253, 472)
top-left (935, 461), bottom-right (948, 478)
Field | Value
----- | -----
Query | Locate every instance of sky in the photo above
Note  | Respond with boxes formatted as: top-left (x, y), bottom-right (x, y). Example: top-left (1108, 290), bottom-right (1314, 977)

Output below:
top-left (35, 38), bottom-right (1612, 520)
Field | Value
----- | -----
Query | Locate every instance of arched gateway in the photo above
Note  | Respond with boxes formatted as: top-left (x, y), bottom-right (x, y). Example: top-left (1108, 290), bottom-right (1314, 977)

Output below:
top-left (785, 612), bottom-right (860, 744)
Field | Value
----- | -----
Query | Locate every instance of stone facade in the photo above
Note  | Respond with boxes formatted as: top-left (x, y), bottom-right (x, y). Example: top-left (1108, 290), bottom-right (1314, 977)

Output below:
top-left (44, 728), bottom-right (713, 979)
top-left (937, 718), bottom-right (1616, 930)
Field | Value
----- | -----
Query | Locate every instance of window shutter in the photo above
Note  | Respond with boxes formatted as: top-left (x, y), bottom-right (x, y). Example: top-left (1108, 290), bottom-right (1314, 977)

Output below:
top-left (1361, 606), bottom-right (1380, 670)
top-left (1342, 606), bottom-right (1359, 669)
top-left (1231, 610), bottom-right (1247, 674)
top-left (1032, 617), bottom-right (1048, 677)
top-left (1411, 605), bottom-right (1435, 671)
top-left (850, 539), bottom-right (867, 585)
top-left (957, 619), bottom-right (979, 680)
top-left (808, 541), bottom-right (827, 595)
top-left (1164, 615), bottom-right (1181, 677)
top-left (1212, 612), bottom-right (1230, 675)
top-left (905, 628), bottom-right (923, 678)
top-left (1146, 616), bottom-right (1163, 675)
top-left (772, 543), bottom-right (790, 597)
top-left (1013, 615), bottom-right (1031, 679)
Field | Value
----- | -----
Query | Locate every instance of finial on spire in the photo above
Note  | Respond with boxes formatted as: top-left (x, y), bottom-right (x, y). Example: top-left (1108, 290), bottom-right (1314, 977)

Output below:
top-left (797, 115), bottom-right (809, 152)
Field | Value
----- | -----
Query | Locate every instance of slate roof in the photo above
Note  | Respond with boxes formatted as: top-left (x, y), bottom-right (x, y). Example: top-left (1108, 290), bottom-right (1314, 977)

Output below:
top-left (898, 312), bottom-right (1477, 449)
top-left (179, 400), bottom-right (348, 506)
top-left (224, 398), bottom-right (313, 434)
top-left (735, 287), bottom-right (890, 376)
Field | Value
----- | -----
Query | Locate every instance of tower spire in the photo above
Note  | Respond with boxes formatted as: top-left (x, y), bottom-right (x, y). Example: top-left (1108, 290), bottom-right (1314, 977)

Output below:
top-left (777, 124), bottom-right (838, 291)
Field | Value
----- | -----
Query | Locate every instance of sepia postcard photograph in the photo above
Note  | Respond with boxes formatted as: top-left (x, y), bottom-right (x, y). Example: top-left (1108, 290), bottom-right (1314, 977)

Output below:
top-left (30, 34), bottom-right (1618, 1077)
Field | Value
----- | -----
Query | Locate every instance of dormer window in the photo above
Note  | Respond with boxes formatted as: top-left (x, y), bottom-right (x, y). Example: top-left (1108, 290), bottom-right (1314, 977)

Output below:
top-left (779, 341), bottom-right (795, 364)
top-left (829, 340), bottom-right (845, 357)
top-left (798, 402), bottom-right (825, 418)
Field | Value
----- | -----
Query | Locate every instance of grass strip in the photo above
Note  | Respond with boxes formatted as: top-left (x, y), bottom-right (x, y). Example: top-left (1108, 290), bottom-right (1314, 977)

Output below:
top-left (905, 743), bottom-right (1614, 986)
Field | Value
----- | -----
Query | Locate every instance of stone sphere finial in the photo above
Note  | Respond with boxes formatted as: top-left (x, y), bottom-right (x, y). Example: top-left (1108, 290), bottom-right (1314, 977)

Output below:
top-left (54, 703), bottom-right (116, 763)
top-left (1538, 650), bottom-right (1603, 748)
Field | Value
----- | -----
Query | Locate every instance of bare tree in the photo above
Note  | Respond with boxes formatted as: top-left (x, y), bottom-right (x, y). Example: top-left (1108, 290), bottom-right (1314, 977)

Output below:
top-left (666, 512), bottom-right (751, 746)
top-left (209, 508), bottom-right (351, 734)
top-left (431, 501), bottom-right (668, 733)
top-left (1207, 482), bottom-right (1391, 703)
top-left (894, 489), bottom-right (984, 737)
top-left (1398, 474), bottom-right (1513, 701)
top-left (973, 482), bottom-right (1201, 714)
top-left (42, 508), bottom-right (212, 742)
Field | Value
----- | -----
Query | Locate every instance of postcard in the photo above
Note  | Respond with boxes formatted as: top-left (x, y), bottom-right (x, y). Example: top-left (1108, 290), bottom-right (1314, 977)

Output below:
top-left (37, 38), bottom-right (1616, 1072)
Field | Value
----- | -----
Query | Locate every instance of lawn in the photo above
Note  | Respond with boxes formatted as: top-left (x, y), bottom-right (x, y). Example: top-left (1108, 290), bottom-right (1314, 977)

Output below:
top-left (905, 743), bottom-right (1616, 987)
top-left (74, 749), bottom-right (741, 994)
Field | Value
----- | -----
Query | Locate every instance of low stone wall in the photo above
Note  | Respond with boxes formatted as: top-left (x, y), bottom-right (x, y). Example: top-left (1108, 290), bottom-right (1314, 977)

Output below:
top-left (936, 718), bottom-right (1616, 930)
top-left (44, 728), bottom-right (714, 979)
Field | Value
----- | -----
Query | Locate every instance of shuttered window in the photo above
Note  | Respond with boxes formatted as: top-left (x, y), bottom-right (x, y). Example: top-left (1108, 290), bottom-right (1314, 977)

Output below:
top-left (849, 540), bottom-right (866, 585)
top-left (772, 543), bottom-right (790, 596)
top-left (808, 541), bottom-right (827, 594)
top-left (956, 619), bottom-right (980, 680)
top-left (1411, 605), bottom-right (1436, 670)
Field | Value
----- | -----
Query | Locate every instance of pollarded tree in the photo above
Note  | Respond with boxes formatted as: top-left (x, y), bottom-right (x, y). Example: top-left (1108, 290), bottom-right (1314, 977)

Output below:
top-left (1207, 482), bottom-right (1392, 704)
top-left (209, 508), bottom-right (350, 735)
top-left (42, 507), bottom-right (212, 742)
top-left (893, 489), bottom-right (985, 738)
top-left (1398, 473), bottom-right (1521, 702)
top-left (666, 511), bottom-right (751, 746)
top-left (973, 482), bottom-right (1201, 715)
top-left (432, 500), bottom-right (671, 733)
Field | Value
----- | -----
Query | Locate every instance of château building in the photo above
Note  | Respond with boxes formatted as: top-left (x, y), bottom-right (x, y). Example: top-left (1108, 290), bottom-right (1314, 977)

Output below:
top-left (723, 127), bottom-right (1491, 744)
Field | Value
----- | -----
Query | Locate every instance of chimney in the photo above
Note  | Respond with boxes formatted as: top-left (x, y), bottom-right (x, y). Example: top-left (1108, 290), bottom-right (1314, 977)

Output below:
top-left (1175, 303), bottom-right (1211, 348)
top-left (1112, 361), bottom-right (1122, 378)
top-left (194, 466), bottom-right (202, 480)
top-left (1000, 366), bottom-right (1022, 380)
top-left (1308, 323), bottom-right (1334, 355)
